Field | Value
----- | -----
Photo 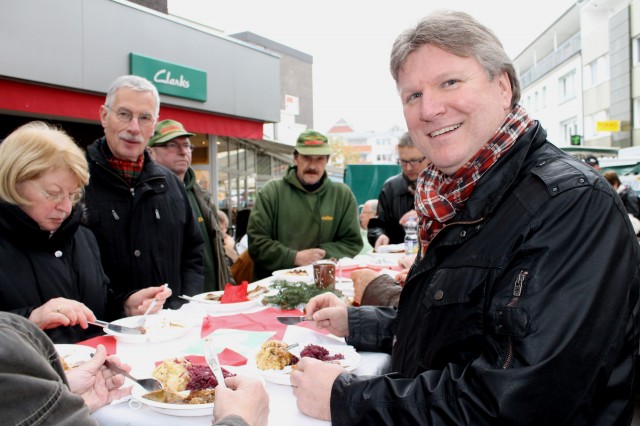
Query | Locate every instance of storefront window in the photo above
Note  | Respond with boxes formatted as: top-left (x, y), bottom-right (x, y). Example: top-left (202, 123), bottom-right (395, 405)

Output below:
top-left (214, 136), bottom-right (293, 236)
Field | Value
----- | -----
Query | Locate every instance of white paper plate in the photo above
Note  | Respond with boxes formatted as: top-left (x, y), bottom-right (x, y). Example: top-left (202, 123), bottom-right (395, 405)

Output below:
top-left (256, 344), bottom-right (361, 386)
top-left (55, 344), bottom-right (95, 370)
top-left (271, 265), bottom-right (314, 283)
top-left (130, 385), bottom-right (214, 417)
top-left (103, 310), bottom-right (199, 343)
top-left (190, 283), bottom-right (265, 314)
top-left (129, 368), bottom-right (263, 417)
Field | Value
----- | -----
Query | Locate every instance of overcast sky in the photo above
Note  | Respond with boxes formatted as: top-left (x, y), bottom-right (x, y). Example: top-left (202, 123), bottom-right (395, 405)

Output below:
top-left (168, 0), bottom-right (577, 134)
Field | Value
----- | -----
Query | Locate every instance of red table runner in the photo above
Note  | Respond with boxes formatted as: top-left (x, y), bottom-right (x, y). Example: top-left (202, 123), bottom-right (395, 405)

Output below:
top-left (200, 307), bottom-right (327, 340)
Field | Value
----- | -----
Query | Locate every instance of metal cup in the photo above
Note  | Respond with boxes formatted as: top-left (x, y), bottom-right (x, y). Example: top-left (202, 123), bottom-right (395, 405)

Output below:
top-left (313, 261), bottom-right (336, 290)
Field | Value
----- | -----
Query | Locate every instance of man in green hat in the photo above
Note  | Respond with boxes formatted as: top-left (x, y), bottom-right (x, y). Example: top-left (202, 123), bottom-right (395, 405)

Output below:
top-left (247, 129), bottom-right (362, 280)
top-left (148, 119), bottom-right (233, 291)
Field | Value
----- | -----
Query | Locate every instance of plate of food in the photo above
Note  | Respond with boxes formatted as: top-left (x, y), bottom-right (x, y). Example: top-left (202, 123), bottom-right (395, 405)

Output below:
top-left (188, 283), bottom-right (269, 314)
top-left (103, 310), bottom-right (199, 343)
top-left (130, 356), bottom-right (239, 417)
top-left (55, 344), bottom-right (95, 371)
top-left (271, 265), bottom-right (314, 283)
top-left (253, 340), bottom-right (361, 386)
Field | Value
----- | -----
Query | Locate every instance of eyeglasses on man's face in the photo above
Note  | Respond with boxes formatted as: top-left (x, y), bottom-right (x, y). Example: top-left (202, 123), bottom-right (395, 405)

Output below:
top-left (104, 105), bottom-right (155, 128)
top-left (157, 141), bottom-right (194, 153)
top-left (29, 182), bottom-right (83, 205)
top-left (398, 157), bottom-right (427, 167)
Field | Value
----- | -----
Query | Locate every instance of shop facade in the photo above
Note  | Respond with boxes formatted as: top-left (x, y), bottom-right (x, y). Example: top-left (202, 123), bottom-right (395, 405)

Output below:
top-left (0, 0), bottom-right (291, 232)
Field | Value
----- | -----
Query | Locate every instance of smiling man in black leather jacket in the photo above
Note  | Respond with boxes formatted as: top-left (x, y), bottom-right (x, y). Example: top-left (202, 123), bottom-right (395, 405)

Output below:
top-left (290, 11), bottom-right (640, 425)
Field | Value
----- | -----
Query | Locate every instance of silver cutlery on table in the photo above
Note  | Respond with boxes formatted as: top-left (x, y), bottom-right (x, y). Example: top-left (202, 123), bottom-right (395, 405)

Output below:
top-left (88, 320), bottom-right (146, 335)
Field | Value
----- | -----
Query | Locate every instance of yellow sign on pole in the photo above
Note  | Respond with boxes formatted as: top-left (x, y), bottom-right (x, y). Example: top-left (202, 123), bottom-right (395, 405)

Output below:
top-left (596, 120), bottom-right (621, 132)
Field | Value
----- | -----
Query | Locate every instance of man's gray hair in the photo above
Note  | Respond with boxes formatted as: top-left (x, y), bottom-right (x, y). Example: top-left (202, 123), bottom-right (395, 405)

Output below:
top-left (397, 132), bottom-right (413, 148)
top-left (105, 75), bottom-right (160, 117)
top-left (389, 10), bottom-right (520, 108)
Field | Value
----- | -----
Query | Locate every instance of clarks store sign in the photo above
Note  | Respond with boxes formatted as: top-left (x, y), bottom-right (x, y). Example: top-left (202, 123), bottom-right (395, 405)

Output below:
top-left (130, 53), bottom-right (207, 102)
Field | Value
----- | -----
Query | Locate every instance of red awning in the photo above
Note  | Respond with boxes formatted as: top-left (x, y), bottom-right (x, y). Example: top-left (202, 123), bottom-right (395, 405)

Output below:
top-left (0, 78), bottom-right (263, 140)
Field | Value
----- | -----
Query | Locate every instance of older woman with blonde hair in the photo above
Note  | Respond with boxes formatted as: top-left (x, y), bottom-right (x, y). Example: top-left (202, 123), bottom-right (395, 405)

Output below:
top-left (0, 121), bottom-right (108, 343)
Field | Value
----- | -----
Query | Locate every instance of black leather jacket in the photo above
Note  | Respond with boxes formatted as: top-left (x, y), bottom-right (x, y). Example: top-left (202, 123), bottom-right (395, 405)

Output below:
top-left (83, 139), bottom-right (204, 320)
top-left (332, 123), bottom-right (640, 424)
top-left (367, 173), bottom-right (415, 246)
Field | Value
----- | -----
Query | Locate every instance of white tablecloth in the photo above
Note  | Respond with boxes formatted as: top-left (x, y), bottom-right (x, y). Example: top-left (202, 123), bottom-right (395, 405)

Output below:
top-left (90, 276), bottom-right (392, 425)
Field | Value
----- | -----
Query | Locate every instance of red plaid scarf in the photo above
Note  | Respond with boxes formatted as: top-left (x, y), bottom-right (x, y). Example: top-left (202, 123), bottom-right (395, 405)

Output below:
top-left (100, 139), bottom-right (144, 186)
top-left (415, 105), bottom-right (532, 255)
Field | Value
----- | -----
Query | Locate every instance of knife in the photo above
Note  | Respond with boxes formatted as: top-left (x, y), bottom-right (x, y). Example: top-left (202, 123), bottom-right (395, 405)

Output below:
top-left (204, 339), bottom-right (227, 389)
top-left (276, 316), bottom-right (314, 325)
top-left (89, 320), bottom-right (146, 335)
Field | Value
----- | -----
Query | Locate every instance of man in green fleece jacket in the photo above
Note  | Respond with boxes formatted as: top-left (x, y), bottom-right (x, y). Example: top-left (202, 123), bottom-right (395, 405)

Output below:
top-left (148, 119), bottom-right (233, 291)
top-left (248, 130), bottom-right (363, 280)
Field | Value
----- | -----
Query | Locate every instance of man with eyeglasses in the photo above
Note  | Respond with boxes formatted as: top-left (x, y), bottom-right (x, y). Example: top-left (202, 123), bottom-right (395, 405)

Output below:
top-left (82, 75), bottom-right (205, 321)
top-left (247, 130), bottom-right (362, 280)
top-left (147, 119), bottom-right (233, 291)
top-left (368, 132), bottom-right (430, 250)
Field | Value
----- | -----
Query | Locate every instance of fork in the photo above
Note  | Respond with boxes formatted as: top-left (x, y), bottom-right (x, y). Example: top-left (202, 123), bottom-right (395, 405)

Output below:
top-left (91, 355), bottom-right (163, 392)
top-left (132, 283), bottom-right (168, 327)
top-left (105, 359), bottom-right (163, 392)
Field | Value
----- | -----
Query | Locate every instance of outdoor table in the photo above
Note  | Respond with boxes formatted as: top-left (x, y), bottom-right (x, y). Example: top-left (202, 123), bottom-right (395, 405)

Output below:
top-left (84, 271), bottom-right (393, 425)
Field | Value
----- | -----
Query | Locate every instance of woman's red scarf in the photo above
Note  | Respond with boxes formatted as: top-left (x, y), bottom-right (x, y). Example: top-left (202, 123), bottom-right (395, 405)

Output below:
top-left (415, 105), bottom-right (533, 255)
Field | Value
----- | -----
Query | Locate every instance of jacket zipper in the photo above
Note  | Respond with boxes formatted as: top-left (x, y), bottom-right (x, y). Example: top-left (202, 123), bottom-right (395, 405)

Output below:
top-left (94, 161), bottom-right (164, 222)
top-left (502, 269), bottom-right (528, 369)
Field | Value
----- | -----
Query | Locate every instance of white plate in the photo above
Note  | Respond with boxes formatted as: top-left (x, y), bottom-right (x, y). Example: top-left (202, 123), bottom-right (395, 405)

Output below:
top-left (129, 367), bottom-right (263, 417)
top-left (271, 265), bottom-right (314, 283)
top-left (104, 310), bottom-right (199, 343)
top-left (256, 344), bottom-right (361, 386)
top-left (190, 283), bottom-right (265, 314)
top-left (55, 344), bottom-right (95, 370)
top-left (130, 385), bottom-right (214, 417)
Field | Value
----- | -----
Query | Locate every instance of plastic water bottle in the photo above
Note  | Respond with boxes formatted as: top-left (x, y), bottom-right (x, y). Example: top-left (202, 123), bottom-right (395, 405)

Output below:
top-left (404, 218), bottom-right (419, 255)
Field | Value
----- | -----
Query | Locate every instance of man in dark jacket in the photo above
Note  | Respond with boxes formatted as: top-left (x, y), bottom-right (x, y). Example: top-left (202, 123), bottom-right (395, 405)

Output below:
top-left (82, 75), bottom-right (204, 320)
top-left (148, 119), bottom-right (234, 291)
top-left (367, 132), bottom-right (429, 250)
top-left (290, 11), bottom-right (640, 425)
top-left (603, 170), bottom-right (640, 221)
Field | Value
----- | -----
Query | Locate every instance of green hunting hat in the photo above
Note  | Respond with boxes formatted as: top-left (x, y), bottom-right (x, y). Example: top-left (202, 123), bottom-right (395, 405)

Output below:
top-left (295, 130), bottom-right (332, 155)
top-left (148, 119), bottom-right (194, 147)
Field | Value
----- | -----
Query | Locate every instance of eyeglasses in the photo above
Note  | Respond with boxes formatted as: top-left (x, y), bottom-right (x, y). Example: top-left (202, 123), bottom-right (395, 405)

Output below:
top-left (29, 182), bottom-right (84, 205)
top-left (104, 105), bottom-right (156, 128)
top-left (157, 141), bottom-right (194, 152)
top-left (398, 157), bottom-right (427, 166)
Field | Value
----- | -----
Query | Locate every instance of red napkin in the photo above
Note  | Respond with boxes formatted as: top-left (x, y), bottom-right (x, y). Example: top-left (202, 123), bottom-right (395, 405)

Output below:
top-left (77, 335), bottom-right (117, 355)
top-left (221, 281), bottom-right (249, 303)
top-left (168, 352), bottom-right (248, 367)
top-left (200, 307), bottom-right (329, 340)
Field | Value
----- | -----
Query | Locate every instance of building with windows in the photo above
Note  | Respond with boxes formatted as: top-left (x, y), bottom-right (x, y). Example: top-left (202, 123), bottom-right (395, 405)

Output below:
top-left (514, 0), bottom-right (640, 150)
top-left (327, 119), bottom-right (406, 166)
top-left (0, 0), bottom-right (313, 233)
